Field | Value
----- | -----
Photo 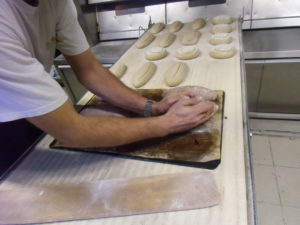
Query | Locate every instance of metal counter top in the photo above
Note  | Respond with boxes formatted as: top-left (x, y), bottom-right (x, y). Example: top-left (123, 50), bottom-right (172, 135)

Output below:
top-left (243, 28), bottom-right (300, 59)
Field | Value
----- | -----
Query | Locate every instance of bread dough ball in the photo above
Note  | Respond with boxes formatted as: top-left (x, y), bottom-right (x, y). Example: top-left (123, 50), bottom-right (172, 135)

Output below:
top-left (135, 33), bottom-right (155, 49)
top-left (164, 62), bottom-right (188, 87)
top-left (145, 47), bottom-right (168, 61)
top-left (168, 21), bottom-right (184, 33)
top-left (210, 44), bottom-right (236, 59)
top-left (209, 33), bottom-right (233, 45)
top-left (191, 18), bottom-right (206, 30)
top-left (158, 33), bottom-right (176, 48)
top-left (110, 62), bottom-right (127, 78)
top-left (212, 15), bottom-right (233, 25)
top-left (149, 23), bottom-right (165, 34)
top-left (132, 62), bottom-right (157, 88)
top-left (181, 30), bottom-right (201, 45)
top-left (211, 24), bottom-right (232, 34)
top-left (176, 46), bottom-right (200, 60)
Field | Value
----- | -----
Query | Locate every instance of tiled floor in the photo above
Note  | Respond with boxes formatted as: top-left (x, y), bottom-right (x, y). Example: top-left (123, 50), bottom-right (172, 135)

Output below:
top-left (250, 119), bottom-right (300, 225)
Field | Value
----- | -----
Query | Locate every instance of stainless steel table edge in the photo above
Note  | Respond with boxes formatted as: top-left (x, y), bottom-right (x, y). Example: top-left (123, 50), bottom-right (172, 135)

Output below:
top-left (239, 19), bottom-right (257, 225)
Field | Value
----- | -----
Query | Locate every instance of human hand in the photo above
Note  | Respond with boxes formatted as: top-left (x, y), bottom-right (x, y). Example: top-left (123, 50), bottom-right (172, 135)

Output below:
top-left (159, 96), bottom-right (218, 135)
top-left (152, 90), bottom-right (203, 116)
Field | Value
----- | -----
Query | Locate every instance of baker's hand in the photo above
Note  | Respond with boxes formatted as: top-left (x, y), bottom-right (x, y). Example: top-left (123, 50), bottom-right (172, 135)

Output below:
top-left (152, 90), bottom-right (203, 116)
top-left (159, 97), bottom-right (218, 135)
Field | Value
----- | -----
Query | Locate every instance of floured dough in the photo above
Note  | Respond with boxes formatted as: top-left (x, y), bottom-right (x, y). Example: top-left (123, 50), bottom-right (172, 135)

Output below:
top-left (212, 15), bottom-right (233, 25)
top-left (135, 33), bottom-right (155, 49)
top-left (168, 21), bottom-right (183, 33)
top-left (181, 30), bottom-right (201, 45)
top-left (109, 63), bottom-right (127, 78)
top-left (176, 46), bottom-right (200, 60)
top-left (164, 62), bottom-right (188, 87)
top-left (162, 85), bottom-right (218, 101)
top-left (211, 24), bottom-right (232, 34)
top-left (149, 23), bottom-right (165, 34)
top-left (210, 44), bottom-right (236, 59)
top-left (209, 33), bottom-right (233, 45)
top-left (158, 32), bottom-right (176, 48)
top-left (145, 47), bottom-right (168, 61)
top-left (191, 18), bottom-right (206, 30)
top-left (132, 62), bottom-right (157, 88)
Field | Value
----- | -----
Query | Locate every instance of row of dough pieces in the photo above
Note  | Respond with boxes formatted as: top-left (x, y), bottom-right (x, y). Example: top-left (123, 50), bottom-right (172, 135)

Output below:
top-left (110, 15), bottom-right (236, 88)
top-left (136, 15), bottom-right (236, 60)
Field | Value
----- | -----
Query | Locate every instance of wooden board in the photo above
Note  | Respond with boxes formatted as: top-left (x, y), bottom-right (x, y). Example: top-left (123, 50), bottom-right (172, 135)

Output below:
top-left (0, 172), bottom-right (219, 225)
top-left (51, 89), bottom-right (224, 169)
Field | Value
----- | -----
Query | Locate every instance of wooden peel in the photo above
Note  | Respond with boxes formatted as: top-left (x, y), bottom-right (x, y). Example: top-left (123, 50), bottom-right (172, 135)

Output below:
top-left (0, 171), bottom-right (219, 225)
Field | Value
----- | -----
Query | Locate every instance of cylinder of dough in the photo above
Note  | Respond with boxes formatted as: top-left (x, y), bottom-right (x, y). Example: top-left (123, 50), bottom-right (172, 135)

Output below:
top-left (191, 18), bottom-right (206, 30)
top-left (212, 15), bottom-right (233, 25)
top-left (181, 30), bottom-right (201, 45)
top-left (149, 23), bottom-right (165, 34)
top-left (110, 63), bottom-right (127, 78)
top-left (211, 24), bottom-right (232, 34)
top-left (176, 46), bottom-right (200, 60)
top-left (145, 47), bottom-right (168, 61)
top-left (210, 44), bottom-right (236, 59)
top-left (168, 21), bottom-right (184, 33)
top-left (209, 33), bottom-right (233, 45)
top-left (164, 62), bottom-right (188, 87)
top-left (132, 62), bottom-right (157, 88)
top-left (135, 33), bottom-right (155, 49)
top-left (158, 33), bottom-right (176, 48)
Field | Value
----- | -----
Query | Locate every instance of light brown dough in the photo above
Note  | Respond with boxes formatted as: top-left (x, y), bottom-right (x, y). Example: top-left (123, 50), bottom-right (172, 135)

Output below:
top-left (209, 33), bottom-right (233, 45)
top-left (191, 18), bottom-right (206, 30)
top-left (210, 44), bottom-right (236, 59)
top-left (132, 62), bottom-right (157, 88)
top-left (168, 21), bottom-right (184, 33)
top-left (158, 33), bottom-right (176, 48)
top-left (211, 24), bottom-right (232, 34)
top-left (212, 15), bottom-right (233, 25)
top-left (164, 62), bottom-right (188, 87)
top-left (110, 62), bottom-right (127, 78)
top-left (162, 85), bottom-right (218, 101)
top-left (181, 30), bottom-right (201, 45)
top-left (149, 23), bottom-right (165, 34)
top-left (176, 46), bottom-right (200, 60)
top-left (145, 47), bottom-right (168, 61)
top-left (135, 33), bottom-right (155, 49)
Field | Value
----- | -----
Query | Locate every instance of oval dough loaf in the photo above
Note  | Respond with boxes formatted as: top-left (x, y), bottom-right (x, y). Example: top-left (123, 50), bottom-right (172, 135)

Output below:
top-left (191, 18), bottom-right (206, 30)
top-left (145, 47), bottom-right (168, 61)
top-left (209, 33), bottom-right (233, 45)
top-left (211, 24), bottom-right (232, 34)
top-left (212, 15), bottom-right (233, 25)
top-left (181, 30), bottom-right (201, 45)
top-left (135, 33), bottom-right (155, 49)
top-left (149, 23), bottom-right (165, 34)
top-left (164, 62), bottom-right (188, 87)
top-left (210, 44), bottom-right (235, 59)
top-left (132, 62), bottom-right (157, 88)
top-left (158, 33), bottom-right (176, 48)
top-left (110, 63), bottom-right (127, 78)
top-left (168, 21), bottom-right (183, 33)
top-left (176, 46), bottom-right (200, 60)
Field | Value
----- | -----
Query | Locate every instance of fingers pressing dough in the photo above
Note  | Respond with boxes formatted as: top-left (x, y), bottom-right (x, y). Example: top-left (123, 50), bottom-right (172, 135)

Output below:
top-left (181, 30), bottom-right (201, 45)
top-left (145, 47), bottom-right (168, 61)
top-left (209, 33), bottom-right (233, 45)
top-left (109, 62), bottom-right (127, 78)
top-left (210, 44), bottom-right (235, 59)
top-left (191, 18), bottom-right (206, 30)
top-left (132, 62), bottom-right (157, 88)
top-left (176, 46), bottom-right (200, 60)
top-left (212, 15), bottom-right (233, 25)
top-left (135, 33), bottom-right (155, 49)
top-left (168, 21), bottom-right (184, 33)
top-left (164, 62), bottom-right (188, 87)
top-left (158, 33), bottom-right (176, 48)
top-left (211, 24), bottom-right (232, 34)
top-left (149, 23), bottom-right (165, 34)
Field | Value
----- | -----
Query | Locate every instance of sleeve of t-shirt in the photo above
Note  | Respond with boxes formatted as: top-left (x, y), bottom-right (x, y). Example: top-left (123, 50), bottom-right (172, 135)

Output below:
top-left (55, 0), bottom-right (90, 56)
top-left (0, 34), bottom-right (68, 122)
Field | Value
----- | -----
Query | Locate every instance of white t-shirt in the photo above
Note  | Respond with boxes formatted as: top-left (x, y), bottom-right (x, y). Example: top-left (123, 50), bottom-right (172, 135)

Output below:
top-left (0, 0), bottom-right (90, 122)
